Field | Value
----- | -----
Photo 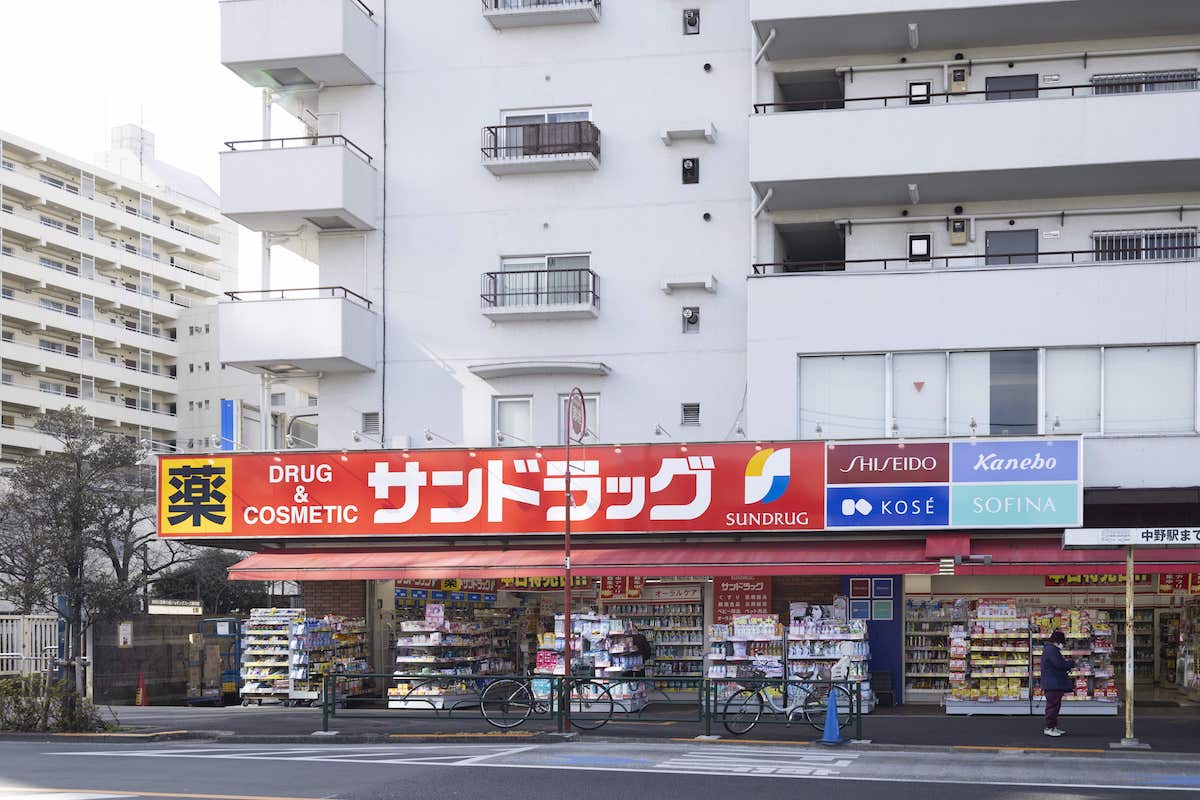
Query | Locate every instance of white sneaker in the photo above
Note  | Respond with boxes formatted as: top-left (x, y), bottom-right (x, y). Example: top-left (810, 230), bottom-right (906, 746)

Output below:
top-left (1043, 727), bottom-right (1064, 737)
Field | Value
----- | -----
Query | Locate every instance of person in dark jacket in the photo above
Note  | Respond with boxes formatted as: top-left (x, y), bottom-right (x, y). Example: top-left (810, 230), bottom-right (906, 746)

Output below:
top-left (1040, 630), bottom-right (1076, 736)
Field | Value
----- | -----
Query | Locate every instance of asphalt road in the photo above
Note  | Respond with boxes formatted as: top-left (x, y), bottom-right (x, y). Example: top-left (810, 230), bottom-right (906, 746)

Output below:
top-left (3, 740), bottom-right (1200, 800)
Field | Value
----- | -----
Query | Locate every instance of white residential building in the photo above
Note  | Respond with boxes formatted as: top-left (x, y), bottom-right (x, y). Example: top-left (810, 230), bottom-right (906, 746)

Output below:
top-left (0, 125), bottom-right (265, 460)
top-left (217, 0), bottom-right (1200, 521)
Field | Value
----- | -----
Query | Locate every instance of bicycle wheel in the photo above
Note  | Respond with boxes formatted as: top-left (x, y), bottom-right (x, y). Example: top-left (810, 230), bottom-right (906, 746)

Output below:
top-left (480, 679), bottom-right (534, 729)
top-left (803, 685), bottom-right (852, 732)
top-left (722, 688), bottom-right (764, 736)
top-left (569, 680), bottom-right (614, 731)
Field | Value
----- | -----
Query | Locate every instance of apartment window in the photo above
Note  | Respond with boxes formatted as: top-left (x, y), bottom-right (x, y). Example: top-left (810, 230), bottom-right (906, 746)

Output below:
top-left (139, 234), bottom-right (152, 259)
top-left (947, 350), bottom-right (1037, 435)
top-left (307, 394), bottom-right (319, 407)
top-left (187, 438), bottom-right (195, 449)
top-left (1, 331), bottom-right (12, 342)
top-left (361, 411), bottom-right (382, 437)
top-left (908, 234), bottom-right (932, 263)
top-left (558, 393), bottom-right (599, 444)
top-left (188, 401), bottom-right (195, 411)
top-left (1092, 69), bottom-right (1198, 95)
top-left (204, 323), bottom-right (210, 334)
top-left (80, 214), bottom-right (94, 241)
top-left (496, 253), bottom-right (591, 306)
top-left (1093, 228), bottom-right (1198, 262)
top-left (1104, 345), bottom-right (1195, 434)
top-left (80, 336), bottom-right (94, 359)
top-left (189, 363), bottom-right (194, 374)
top-left (985, 74), bottom-right (1038, 100)
top-left (38, 338), bottom-right (63, 354)
top-left (800, 354), bottom-right (886, 438)
top-left (493, 397), bottom-right (532, 446)
top-left (140, 388), bottom-right (152, 412)
top-left (39, 298), bottom-right (65, 313)
top-left (139, 195), bottom-right (153, 219)
top-left (907, 81), bottom-right (932, 105)
top-left (203, 399), bottom-right (210, 409)
top-left (204, 361), bottom-right (211, 372)
top-left (79, 376), bottom-right (94, 400)
top-left (680, 403), bottom-right (701, 427)
top-left (1045, 348), bottom-right (1101, 434)
top-left (80, 173), bottom-right (95, 200)
top-left (39, 380), bottom-right (64, 396)
top-left (893, 352), bottom-right (947, 437)
top-left (39, 256), bottom-right (68, 273)
top-left (271, 392), bottom-right (286, 407)
top-left (80, 255), bottom-right (94, 279)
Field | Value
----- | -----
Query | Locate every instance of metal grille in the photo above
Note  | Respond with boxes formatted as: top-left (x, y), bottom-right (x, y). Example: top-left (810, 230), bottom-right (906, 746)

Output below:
top-left (681, 403), bottom-right (701, 426)
top-left (360, 411), bottom-right (381, 436)
top-left (1092, 69), bottom-right (1198, 94)
top-left (1093, 228), bottom-right (1198, 262)
top-left (0, 615), bottom-right (57, 676)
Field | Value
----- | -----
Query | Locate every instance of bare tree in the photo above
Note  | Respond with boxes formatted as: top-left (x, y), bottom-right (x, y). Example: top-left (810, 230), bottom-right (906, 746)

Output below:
top-left (0, 408), bottom-right (192, 725)
top-left (0, 496), bottom-right (55, 614)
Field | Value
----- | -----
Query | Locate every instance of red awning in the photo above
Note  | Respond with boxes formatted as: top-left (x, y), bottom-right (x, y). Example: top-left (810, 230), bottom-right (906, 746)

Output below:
top-left (229, 536), bottom-right (1200, 582)
top-left (228, 540), bottom-right (939, 581)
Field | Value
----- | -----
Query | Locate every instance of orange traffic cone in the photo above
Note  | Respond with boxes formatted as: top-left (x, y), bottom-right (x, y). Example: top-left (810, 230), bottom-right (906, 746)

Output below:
top-left (135, 672), bottom-right (149, 706)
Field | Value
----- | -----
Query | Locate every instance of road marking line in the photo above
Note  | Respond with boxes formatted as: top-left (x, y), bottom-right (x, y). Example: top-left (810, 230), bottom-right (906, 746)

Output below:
top-left (51, 731), bottom-right (191, 739)
top-left (953, 745), bottom-right (1106, 754)
top-left (387, 732), bottom-right (537, 739)
top-left (455, 745), bottom-right (541, 765)
top-left (672, 737), bottom-right (814, 746)
top-left (3, 790), bottom-right (324, 800)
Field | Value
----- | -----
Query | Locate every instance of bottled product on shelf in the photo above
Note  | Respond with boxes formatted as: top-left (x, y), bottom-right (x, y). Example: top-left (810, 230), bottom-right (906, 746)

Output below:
top-left (1158, 610), bottom-right (1180, 687)
top-left (240, 608), bottom-right (304, 705)
top-left (706, 615), bottom-right (785, 701)
top-left (1030, 607), bottom-right (1118, 710)
top-left (787, 618), bottom-right (870, 682)
top-left (605, 599), bottom-right (704, 688)
top-left (904, 599), bottom-right (967, 701)
top-left (1180, 600), bottom-right (1200, 699)
top-left (388, 603), bottom-right (509, 710)
top-left (1113, 608), bottom-right (1155, 683)
top-left (288, 615), bottom-right (372, 704)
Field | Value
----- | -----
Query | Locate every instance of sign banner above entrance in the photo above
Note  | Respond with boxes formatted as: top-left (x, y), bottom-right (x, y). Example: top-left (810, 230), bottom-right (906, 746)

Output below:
top-left (1064, 528), bottom-right (1200, 549)
top-left (157, 436), bottom-right (1081, 541)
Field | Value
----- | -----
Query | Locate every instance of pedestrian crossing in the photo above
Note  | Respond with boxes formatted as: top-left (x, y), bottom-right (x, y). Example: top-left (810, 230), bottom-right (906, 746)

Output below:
top-left (653, 746), bottom-right (860, 778)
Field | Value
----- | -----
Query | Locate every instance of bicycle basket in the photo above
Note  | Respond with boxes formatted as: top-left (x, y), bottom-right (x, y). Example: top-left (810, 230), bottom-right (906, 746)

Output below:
top-left (735, 666), bottom-right (767, 680)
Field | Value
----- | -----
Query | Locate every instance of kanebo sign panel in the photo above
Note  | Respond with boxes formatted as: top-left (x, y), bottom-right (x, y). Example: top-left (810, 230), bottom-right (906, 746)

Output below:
top-left (157, 436), bottom-right (1081, 540)
top-left (1064, 528), bottom-right (1200, 549)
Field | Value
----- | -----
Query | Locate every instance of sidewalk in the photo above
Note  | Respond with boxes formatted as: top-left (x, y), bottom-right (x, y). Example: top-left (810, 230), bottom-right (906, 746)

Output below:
top-left (97, 702), bottom-right (1200, 754)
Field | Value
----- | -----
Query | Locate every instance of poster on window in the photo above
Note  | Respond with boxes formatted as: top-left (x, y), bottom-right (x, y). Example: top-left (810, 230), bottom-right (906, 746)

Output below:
top-left (713, 576), bottom-right (772, 624)
top-left (600, 576), bottom-right (645, 600)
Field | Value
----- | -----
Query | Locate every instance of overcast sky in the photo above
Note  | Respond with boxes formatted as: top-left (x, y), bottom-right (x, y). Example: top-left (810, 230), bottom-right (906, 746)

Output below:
top-left (0, 0), bottom-right (311, 288)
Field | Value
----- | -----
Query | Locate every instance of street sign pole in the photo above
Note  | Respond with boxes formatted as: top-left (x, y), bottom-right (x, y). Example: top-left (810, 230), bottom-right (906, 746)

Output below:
top-left (562, 387), bottom-right (586, 732)
top-left (1122, 544), bottom-right (1139, 747)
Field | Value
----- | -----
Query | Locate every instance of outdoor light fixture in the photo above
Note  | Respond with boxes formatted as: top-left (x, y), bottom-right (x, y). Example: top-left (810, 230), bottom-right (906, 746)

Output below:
top-left (908, 22), bottom-right (919, 50)
top-left (908, 183), bottom-right (920, 205)
top-left (653, 423), bottom-right (670, 437)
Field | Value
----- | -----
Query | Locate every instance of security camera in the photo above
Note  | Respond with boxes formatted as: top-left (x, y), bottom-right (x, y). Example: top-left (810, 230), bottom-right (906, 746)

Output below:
top-left (352, 431), bottom-right (362, 443)
top-left (495, 429), bottom-right (505, 443)
top-left (423, 428), bottom-right (434, 443)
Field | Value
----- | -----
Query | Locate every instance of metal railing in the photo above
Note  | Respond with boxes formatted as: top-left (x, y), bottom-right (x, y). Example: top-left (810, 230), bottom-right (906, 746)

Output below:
top-left (224, 134), bottom-right (374, 165)
top-left (0, 338), bottom-right (176, 381)
top-left (319, 672), bottom-right (863, 739)
top-left (752, 243), bottom-right (1200, 275)
top-left (754, 75), bottom-right (1199, 113)
top-left (0, 292), bottom-right (178, 342)
top-left (0, 246), bottom-right (192, 309)
top-left (481, 0), bottom-right (598, 9)
top-left (225, 286), bottom-right (373, 309)
top-left (481, 121), bottom-right (601, 162)
top-left (481, 268), bottom-right (599, 310)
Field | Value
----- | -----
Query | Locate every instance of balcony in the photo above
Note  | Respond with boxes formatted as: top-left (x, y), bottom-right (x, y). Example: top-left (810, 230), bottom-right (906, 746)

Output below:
top-left (482, 0), bottom-right (600, 29)
top-left (220, 136), bottom-right (378, 232)
top-left (751, 0), bottom-right (1200, 59)
top-left (482, 122), bottom-right (600, 175)
top-left (218, 287), bottom-right (377, 374)
top-left (750, 88), bottom-right (1200, 209)
top-left (481, 268), bottom-right (599, 321)
top-left (220, 0), bottom-right (379, 87)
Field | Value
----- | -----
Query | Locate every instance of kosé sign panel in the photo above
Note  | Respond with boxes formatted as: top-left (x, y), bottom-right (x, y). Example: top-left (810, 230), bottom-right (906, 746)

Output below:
top-left (826, 485), bottom-right (950, 528)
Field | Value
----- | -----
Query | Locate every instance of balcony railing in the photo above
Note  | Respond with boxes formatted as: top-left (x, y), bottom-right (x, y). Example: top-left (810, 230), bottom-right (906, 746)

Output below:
top-left (224, 134), bottom-right (374, 164)
top-left (481, 268), bottom-right (599, 309)
top-left (754, 76), bottom-right (1199, 113)
top-left (481, 121), bottom-right (601, 162)
top-left (481, 0), bottom-right (597, 8)
top-left (0, 338), bottom-right (175, 381)
top-left (752, 244), bottom-right (1200, 275)
top-left (0, 247), bottom-right (192, 309)
top-left (225, 286), bottom-right (372, 309)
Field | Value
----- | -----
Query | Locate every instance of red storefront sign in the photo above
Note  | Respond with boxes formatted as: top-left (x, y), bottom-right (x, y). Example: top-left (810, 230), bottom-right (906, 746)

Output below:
top-left (713, 576), bottom-right (772, 623)
top-left (157, 442), bottom-right (825, 539)
top-left (1044, 573), bottom-right (1154, 587)
top-left (599, 577), bottom-right (645, 600)
top-left (497, 576), bottom-right (591, 592)
top-left (395, 578), bottom-right (498, 592)
top-left (1159, 573), bottom-right (1197, 594)
top-left (826, 442), bottom-right (949, 484)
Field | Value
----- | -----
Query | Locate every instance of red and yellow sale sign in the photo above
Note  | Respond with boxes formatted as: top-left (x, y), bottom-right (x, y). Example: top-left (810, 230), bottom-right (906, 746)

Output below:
top-left (158, 442), bottom-right (826, 539)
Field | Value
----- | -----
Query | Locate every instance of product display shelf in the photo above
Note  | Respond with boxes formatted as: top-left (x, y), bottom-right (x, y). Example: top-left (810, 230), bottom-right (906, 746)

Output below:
top-left (788, 618), bottom-right (874, 714)
top-left (1112, 608), bottom-right (1156, 684)
top-left (1159, 611), bottom-right (1180, 687)
top-left (533, 614), bottom-right (649, 713)
top-left (606, 601), bottom-right (704, 688)
top-left (1030, 608), bottom-right (1118, 717)
top-left (388, 619), bottom-right (493, 710)
top-left (1179, 600), bottom-right (1200, 699)
top-left (904, 599), bottom-right (968, 703)
top-left (240, 608), bottom-right (304, 706)
top-left (946, 601), bottom-right (1031, 715)
top-left (707, 616), bottom-right (785, 703)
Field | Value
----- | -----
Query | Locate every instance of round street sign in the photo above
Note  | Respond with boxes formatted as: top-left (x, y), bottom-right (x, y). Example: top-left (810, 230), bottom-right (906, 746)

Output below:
top-left (568, 387), bottom-right (586, 443)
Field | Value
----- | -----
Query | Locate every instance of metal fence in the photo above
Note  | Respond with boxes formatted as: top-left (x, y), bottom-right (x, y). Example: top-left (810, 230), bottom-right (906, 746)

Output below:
top-left (320, 672), bottom-right (862, 738)
top-left (0, 615), bottom-right (58, 677)
top-left (481, 268), bottom-right (599, 310)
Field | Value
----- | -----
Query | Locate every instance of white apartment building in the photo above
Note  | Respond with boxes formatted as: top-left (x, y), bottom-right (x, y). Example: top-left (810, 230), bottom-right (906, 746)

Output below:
top-left (0, 125), bottom-right (254, 460)
top-left (217, 0), bottom-right (1200, 521)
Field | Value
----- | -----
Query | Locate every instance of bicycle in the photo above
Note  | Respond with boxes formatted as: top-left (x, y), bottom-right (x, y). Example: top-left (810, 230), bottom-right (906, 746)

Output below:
top-left (720, 665), bottom-right (854, 736)
top-left (480, 675), bottom-right (615, 731)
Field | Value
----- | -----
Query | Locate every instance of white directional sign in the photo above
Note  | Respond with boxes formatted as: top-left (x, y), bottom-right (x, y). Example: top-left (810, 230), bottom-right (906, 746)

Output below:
top-left (1063, 527), bottom-right (1200, 549)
